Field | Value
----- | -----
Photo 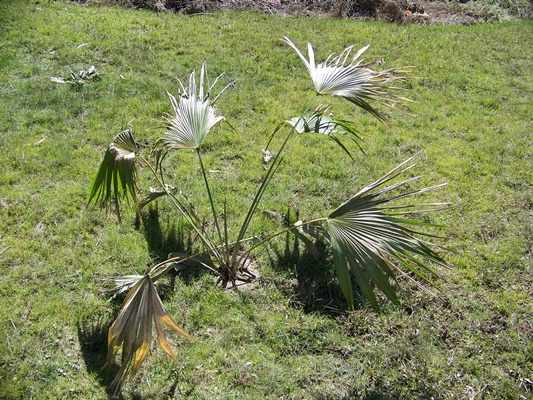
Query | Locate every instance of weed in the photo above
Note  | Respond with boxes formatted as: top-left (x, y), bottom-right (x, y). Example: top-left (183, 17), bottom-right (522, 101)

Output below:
top-left (50, 65), bottom-right (99, 88)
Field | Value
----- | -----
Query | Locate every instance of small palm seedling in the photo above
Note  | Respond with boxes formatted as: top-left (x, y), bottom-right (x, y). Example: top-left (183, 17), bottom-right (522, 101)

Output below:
top-left (51, 65), bottom-right (99, 87)
top-left (88, 38), bottom-right (449, 392)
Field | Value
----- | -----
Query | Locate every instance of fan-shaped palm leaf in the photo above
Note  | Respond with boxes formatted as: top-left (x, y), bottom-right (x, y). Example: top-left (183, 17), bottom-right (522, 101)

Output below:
top-left (285, 106), bottom-right (364, 159)
top-left (159, 63), bottom-right (229, 150)
top-left (87, 129), bottom-right (139, 221)
top-left (284, 37), bottom-right (409, 122)
top-left (326, 157), bottom-right (449, 310)
top-left (105, 274), bottom-right (195, 394)
top-left (264, 106), bottom-right (364, 162)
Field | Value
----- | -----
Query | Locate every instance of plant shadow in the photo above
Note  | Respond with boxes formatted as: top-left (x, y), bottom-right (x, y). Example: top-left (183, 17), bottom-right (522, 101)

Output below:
top-left (77, 314), bottom-right (120, 399)
top-left (137, 205), bottom-right (191, 263)
top-left (137, 206), bottom-right (207, 289)
top-left (140, 205), bottom-right (370, 315)
top-left (267, 229), bottom-right (366, 316)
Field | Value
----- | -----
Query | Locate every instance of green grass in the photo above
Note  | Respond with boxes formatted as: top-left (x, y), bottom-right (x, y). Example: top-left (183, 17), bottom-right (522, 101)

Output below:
top-left (1, 1), bottom-right (532, 398)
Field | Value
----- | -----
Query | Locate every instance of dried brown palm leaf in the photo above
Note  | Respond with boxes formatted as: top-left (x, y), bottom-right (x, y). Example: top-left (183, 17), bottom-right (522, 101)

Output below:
top-left (105, 274), bottom-right (195, 394)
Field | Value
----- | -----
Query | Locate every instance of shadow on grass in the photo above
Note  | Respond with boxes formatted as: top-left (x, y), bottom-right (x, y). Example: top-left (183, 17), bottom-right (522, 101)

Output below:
top-left (267, 230), bottom-right (366, 315)
top-left (137, 205), bottom-right (192, 264)
top-left (77, 314), bottom-right (120, 399)
top-left (139, 205), bottom-right (369, 316)
top-left (138, 206), bottom-right (207, 290)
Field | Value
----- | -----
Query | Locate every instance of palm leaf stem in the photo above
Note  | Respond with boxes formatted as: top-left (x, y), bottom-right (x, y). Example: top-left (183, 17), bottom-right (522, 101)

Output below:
top-left (196, 148), bottom-right (225, 260)
top-left (223, 199), bottom-right (230, 267)
top-left (237, 217), bottom-right (328, 266)
top-left (148, 253), bottom-right (218, 281)
top-left (230, 94), bottom-right (319, 269)
top-left (164, 186), bottom-right (223, 262)
top-left (136, 153), bottom-right (222, 262)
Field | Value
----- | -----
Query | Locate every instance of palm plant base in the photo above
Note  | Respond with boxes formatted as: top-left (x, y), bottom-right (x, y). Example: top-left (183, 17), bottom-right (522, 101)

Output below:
top-left (215, 258), bottom-right (258, 289)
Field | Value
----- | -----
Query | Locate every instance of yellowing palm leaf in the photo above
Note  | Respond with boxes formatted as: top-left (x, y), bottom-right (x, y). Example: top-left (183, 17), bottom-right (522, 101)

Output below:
top-left (105, 274), bottom-right (195, 394)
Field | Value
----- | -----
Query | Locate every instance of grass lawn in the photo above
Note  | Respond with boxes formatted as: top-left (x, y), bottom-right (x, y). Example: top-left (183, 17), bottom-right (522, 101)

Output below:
top-left (0, 1), bottom-right (532, 398)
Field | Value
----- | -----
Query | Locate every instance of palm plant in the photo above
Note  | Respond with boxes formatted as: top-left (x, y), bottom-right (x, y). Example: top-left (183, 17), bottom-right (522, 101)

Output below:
top-left (87, 38), bottom-right (448, 392)
top-left (51, 65), bottom-right (99, 87)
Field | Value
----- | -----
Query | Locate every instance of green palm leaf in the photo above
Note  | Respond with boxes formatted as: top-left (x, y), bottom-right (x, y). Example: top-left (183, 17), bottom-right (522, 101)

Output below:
top-left (87, 129), bottom-right (139, 221)
top-left (285, 106), bottom-right (364, 159)
top-left (326, 156), bottom-right (448, 310)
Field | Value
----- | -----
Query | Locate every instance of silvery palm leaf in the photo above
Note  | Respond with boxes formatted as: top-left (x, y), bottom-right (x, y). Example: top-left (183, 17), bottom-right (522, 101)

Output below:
top-left (265, 106), bottom-right (364, 160)
top-left (159, 63), bottom-right (229, 150)
top-left (326, 157), bottom-right (449, 310)
top-left (87, 129), bottom-right (139, 221)
top-left (105, 274), bottom-right (195, 394)
top-left (285, 106), bottom-right (364, 159)
top-left (284, 37), bottom-right (409, 122)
